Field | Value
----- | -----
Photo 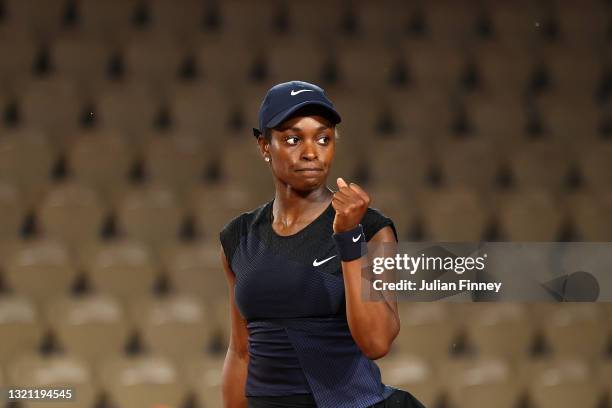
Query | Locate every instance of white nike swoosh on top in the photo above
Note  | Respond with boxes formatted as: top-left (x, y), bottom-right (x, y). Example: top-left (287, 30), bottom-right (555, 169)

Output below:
top-left (352, 234), bottom-right (362, 242)
top-left (291, 89), bottom-right (314, 96)
top-left (313, 255), bottom-right (337, 267)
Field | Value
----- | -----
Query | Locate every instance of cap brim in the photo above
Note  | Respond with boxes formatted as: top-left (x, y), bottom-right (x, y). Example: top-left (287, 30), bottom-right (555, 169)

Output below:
top-left (266, 101), bottom-right (342, 129)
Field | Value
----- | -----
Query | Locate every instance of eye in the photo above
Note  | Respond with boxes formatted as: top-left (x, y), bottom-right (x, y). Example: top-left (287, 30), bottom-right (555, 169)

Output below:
top-left (317, 135), bottom-right (330, 145)
top-left (286, 135), bottom-right (299, 145)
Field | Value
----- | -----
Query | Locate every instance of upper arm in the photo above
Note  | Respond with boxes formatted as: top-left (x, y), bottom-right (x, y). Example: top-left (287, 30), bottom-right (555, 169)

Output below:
top-left (368, 226), bottom-right (400, 322)
top-left (369, 225), bottom-right (396, 244)
top-left (220, 245), bottom-right (249, 357)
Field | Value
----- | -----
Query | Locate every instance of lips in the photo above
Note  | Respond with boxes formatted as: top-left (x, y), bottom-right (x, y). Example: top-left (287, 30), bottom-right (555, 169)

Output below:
top-left (295, 167), bottom-right (324, 177)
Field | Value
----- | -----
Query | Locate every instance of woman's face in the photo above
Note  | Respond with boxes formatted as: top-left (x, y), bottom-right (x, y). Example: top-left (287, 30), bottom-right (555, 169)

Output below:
top-left (260, 114), bottom-right (336, 191)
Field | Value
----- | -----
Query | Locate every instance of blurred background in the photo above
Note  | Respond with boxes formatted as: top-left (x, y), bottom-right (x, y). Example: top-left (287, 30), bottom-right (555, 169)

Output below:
top-left (0, 0), bottom-right (611, 407)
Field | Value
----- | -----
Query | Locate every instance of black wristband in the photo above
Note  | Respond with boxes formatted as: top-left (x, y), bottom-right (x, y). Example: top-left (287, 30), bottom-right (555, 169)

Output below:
top-left (333, 224), bottom-right (367, 262)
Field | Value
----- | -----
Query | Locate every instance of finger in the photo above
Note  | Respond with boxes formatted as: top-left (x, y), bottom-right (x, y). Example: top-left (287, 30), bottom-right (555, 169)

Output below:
top-left (337, 180), bottom-right (353, 195)
top-left (333, 193), bottom-right (363, 213)
top-left (332, 193), bottom-right (349, 206)
top-left (348, 182), bottom-right (370, 203)
top-left (332, 196), bottom-right (352, 214)
top-left (331, 197), bottom-right (346, 213)
top-left (333, 188), bottom-right (354, 201)
top-left (336, 187), bottom-right (366, 206)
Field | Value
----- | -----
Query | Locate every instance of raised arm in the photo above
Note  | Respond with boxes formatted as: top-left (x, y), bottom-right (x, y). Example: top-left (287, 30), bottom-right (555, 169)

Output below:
top-left (332, 178), bottom-right (400, 360)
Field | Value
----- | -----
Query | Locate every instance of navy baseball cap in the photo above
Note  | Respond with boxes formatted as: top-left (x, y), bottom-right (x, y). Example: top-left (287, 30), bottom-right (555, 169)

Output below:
top-left (253, 80), bottom-right (341, 138)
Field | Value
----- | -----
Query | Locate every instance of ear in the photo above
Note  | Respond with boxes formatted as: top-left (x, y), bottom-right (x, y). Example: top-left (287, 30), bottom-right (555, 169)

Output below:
top-left (257, 134), bottom-right (269, 159)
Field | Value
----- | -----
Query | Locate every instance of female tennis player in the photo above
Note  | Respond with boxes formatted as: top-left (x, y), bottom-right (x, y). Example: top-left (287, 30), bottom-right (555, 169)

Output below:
top-left (219, 81), bottom-right (426, 408)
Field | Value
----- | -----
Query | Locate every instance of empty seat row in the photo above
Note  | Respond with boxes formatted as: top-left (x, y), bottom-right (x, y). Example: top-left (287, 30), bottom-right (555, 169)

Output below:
top-left (1, 29), bottom-right (610, 98)
top-left (372, 188), bottom-right (612, 241)
top-left (1, 0), bottom-right (609, 46)
top-left (1, 179), bottom-right (612, 248)
top-left (0, 351), bottom-right (224, 408)
top-left (2, 351), bottom-right (611, 408)
top-left (0, 238), bottom-right (231, 308)
top-left (0, 292), bottom-right (228, 367)
top-left (0, 127), bottom-right (264, 206)
top-left (393, 303), bottom-right (612, 361)
top-left (1, 125), bottom-right (610, 207)
top-left (1, 77), bottom-right (608, 155)
top-left (2, 351), bottom-right (612, 408)
top-left (0, 180), bottom-right (267, 242)
top-left (363, 137), bottom-right (611, 193)
top-left (378, 354), bottom-right (612, 408)
top-left (1, 293), bottom-right (610, 367)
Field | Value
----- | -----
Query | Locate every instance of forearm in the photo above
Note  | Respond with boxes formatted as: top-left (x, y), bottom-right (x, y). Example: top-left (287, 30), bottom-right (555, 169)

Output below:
top-left (222, 347), bottom-right (249, 408)
top-left (342, 257), bottom-right (400, 360)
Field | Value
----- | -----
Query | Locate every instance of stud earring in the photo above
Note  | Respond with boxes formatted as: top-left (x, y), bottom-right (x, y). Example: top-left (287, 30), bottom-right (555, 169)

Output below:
top-left (265, 156), bottom-right (270, 162)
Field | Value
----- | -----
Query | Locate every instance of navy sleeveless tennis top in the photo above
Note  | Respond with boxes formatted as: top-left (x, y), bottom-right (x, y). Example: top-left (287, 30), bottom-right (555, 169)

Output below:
top-left (220, 199), bottom-right (398, 408)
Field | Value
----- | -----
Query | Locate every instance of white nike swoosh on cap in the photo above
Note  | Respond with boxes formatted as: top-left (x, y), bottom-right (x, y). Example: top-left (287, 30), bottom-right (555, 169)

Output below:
top-left (291, 89), bottom-right (315, 96)
top-left (352, 234), bottom-right (362, 242)
top-left (313, 255), bottom-right (337, 267)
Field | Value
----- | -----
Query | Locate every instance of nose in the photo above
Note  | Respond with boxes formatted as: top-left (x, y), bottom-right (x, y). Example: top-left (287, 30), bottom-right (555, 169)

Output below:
top-left (300, 139), bottom-right (318, 161)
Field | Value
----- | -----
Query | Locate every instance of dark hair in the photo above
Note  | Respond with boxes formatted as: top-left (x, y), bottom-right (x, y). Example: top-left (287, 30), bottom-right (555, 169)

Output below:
top-left (263, 127), bottom-right (273, 143)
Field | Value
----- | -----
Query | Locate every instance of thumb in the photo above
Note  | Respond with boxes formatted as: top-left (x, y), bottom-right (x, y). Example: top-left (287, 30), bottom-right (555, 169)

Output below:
top-left (337, 177), bottom-right (348, 189)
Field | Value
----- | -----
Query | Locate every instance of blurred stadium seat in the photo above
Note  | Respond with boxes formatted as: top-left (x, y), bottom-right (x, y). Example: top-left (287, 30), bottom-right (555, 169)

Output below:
top-left (143, 131), bottom-right (214, 200)
top-left (497, 190), bottom-right (565, 241)
top-left (95, 82), bottom-right (163, 148)
top-left (0, 294), bottom-right (44, 364)
top-left (20, 77), bottom-right (83, 147)
top-left (3, 0), bottom-right (68, 40)
top-left (190, 182), bottom-right (265, 241)
top-left (129, 293), bottom-right (215, 362)
top-left (84, 239), bottom-right (158, 304)
top-left (541, 303), bottom-right (608, 359)
top-left (123, 32), bottom-right (186, 93)
top-left (442, 357), bottom-right (521, 408)
top-left (37, 181), bottom-right (106, 252)
top-left (66, 129), bottom-right (133, 205)
top-left (0, 128), bottom-right (55, 209)
top-left (77, 0), bottom-right (140, 44)
top-left (421, 187), bottom-right (490, 241)
top-left (0, 182), bottom-right (25, 240)
top-left (184, 355), bottom-right (225, 408)
top-left (116, 184), bottom-right (184, 251)
top-left (509, 140), bottom-right (571, 193)
top-left (395, 302), bottom-right (458, 361)
top-left (6, 353), bottom-right (98, 408)
top-left (464, 303), bottom-right (535, 359)
top-left (45, 293), bottom-right (130, 367)
top-left (377, 354), bottom-right (440, 408)
top-left (568, 191), bottom-right (612, 241)
top-left (51, 33), bottom-right (112, 97)
top-left (0, 27), bottom-right (39, 93)
top-left (145, 0), bottom-right (205, 41)
top-left (4, 239), bottom-right (77, 307)
top-left (524, 358), bottom-right (604, 408)
top-left (577, 141), bottom-right (612, 191)
top-left (435, 138), bottom-right (501, 192)
top-left (367, 137), bottom-right (431, 191)
top-left (161, 241), bottom-right (227, 305)
top-left (99, 354), bottom-right (189, 408)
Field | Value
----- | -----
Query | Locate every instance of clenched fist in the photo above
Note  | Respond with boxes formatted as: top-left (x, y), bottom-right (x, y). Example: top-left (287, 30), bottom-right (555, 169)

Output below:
top-left (332, 177), bottom-right (371, 233)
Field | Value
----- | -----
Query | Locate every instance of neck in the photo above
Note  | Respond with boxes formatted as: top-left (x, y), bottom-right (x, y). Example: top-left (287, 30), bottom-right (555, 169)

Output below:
top-left (272, 183), bottom-right (333, 227)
